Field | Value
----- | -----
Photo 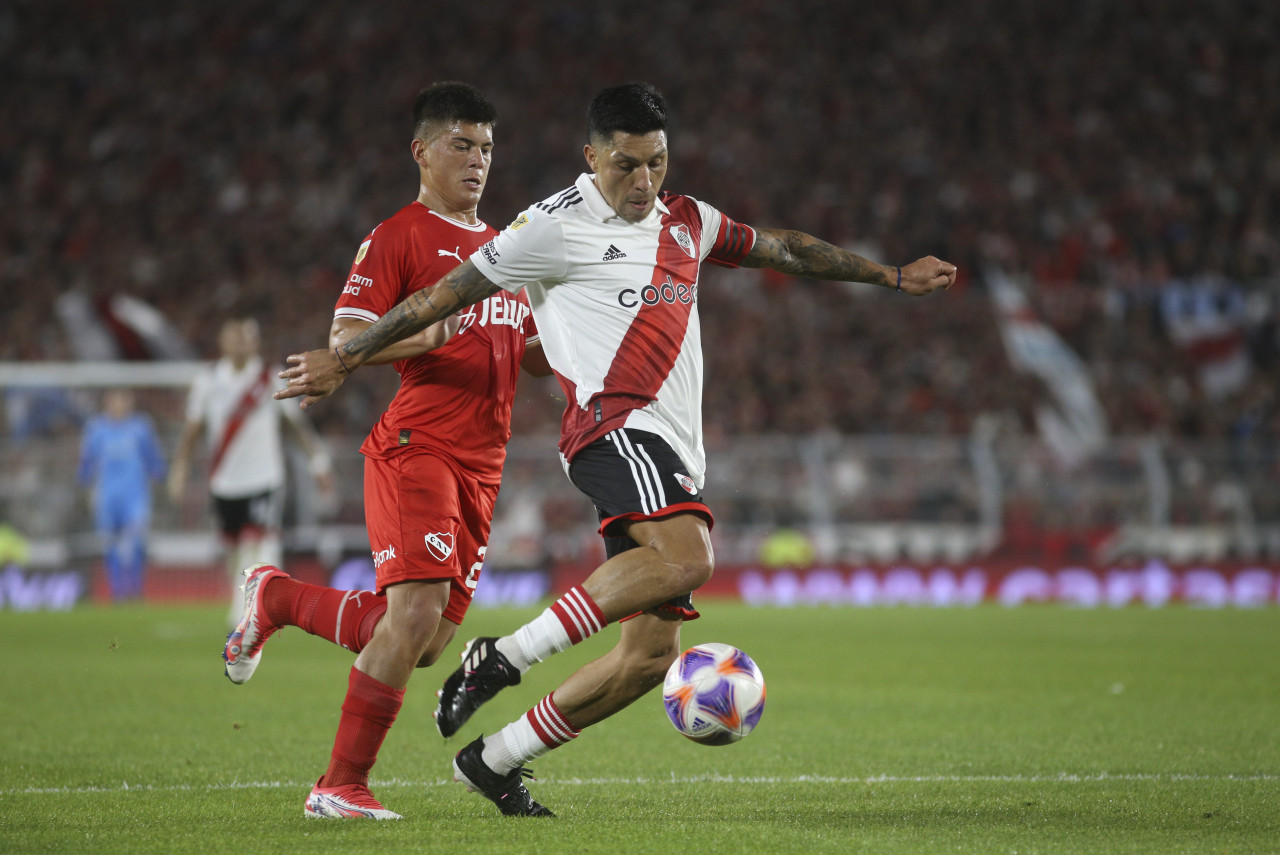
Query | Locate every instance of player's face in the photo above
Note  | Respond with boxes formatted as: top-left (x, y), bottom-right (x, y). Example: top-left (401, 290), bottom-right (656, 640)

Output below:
top-left (219, 319), bottom-right (260, 361)
top-left (103, 389), bottom-right (133, 419)
top-left (415, 122), bottom-right (494, 216)
top-left (585, 130), bottom-right (668, 223)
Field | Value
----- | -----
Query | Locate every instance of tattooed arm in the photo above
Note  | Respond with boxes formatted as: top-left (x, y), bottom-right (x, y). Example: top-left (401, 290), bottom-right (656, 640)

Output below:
top-left (742, 229), bottom-right (956, 296)
top-left (275, 260), bottom-right (501, 408)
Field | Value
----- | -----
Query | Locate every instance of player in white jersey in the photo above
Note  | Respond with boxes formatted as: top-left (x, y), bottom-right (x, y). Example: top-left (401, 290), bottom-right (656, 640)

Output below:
top-left (169, 313), bottom-right (333, 625)
top-left (470, 170), bottom-right (754, 489)
top-left (277, 82), bottom-right (956, 816)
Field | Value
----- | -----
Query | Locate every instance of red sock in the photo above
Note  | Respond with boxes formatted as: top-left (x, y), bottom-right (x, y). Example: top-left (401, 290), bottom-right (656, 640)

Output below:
top-left (550, 585), bottom-right (607, 643)
top-left (321, 666), bottom-right (405, 788)
top-left (263, 577), bottom-right (388, 652)
top-left (527, 693), bottom-right (580, 749)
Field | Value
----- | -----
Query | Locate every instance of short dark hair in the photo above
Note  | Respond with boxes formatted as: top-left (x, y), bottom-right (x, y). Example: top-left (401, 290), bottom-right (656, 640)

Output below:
top-left (224, 302), bottom-right (261, 325)
top-left (413, 82), bottom-right (498, 140)
top-left (586, 82), bottom-right (668, 145)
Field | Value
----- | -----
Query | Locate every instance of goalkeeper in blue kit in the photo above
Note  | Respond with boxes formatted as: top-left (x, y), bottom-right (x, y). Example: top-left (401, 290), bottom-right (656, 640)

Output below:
top-left (77, 389), bottom-right (166, 600)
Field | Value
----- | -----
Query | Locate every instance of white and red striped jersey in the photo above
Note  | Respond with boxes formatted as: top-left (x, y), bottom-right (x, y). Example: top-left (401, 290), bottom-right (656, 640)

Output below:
top-left (472, 172), bottom-right (755, 488)
top-left (184, 355), bottom-right (305, 498)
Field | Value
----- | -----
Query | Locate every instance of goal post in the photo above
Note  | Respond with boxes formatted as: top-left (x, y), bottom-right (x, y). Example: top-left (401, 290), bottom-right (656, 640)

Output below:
top-left (0, 360), bottom-right (207, 389)
top-left (0, 359), bottom-right (366, 607)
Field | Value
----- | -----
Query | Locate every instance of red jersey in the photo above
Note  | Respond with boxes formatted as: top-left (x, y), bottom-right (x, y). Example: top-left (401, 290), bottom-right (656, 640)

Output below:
top-left (334, 202), bottom-right (537, 483)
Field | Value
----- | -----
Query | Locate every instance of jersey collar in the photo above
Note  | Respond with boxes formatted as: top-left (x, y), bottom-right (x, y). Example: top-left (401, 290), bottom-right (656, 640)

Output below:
top-left (412, 201), bottom-right (490, 232)
top-left (577, 172), bottom-right (669, 224)
top-left (218, 354), bottom-right (263, 380)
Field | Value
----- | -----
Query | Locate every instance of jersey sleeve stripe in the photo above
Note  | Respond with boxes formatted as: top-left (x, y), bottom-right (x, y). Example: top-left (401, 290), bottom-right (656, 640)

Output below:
top-left (728, 222), bottom-right (753, 258)
top-left (723, 225), bottom-right (740, 258)
top-left (535, 188), bottom-right (583, 214)
top-left (334, 307), bottom-right (381, 323)
top-left (707, 218), bottom-right (755, 267)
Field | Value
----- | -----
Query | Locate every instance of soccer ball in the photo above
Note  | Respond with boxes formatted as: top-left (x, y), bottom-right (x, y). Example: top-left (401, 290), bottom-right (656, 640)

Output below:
top-left (662, 643), bottom-right (766, 745)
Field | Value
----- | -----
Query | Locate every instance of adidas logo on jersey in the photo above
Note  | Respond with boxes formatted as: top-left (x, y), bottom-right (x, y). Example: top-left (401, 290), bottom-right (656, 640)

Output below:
top-left (602, 244), bottom-right (627, 261)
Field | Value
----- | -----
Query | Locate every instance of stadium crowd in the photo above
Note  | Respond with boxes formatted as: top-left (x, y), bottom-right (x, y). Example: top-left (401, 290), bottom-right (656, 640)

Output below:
top-left (3, 0), bottom-right (1277, 455)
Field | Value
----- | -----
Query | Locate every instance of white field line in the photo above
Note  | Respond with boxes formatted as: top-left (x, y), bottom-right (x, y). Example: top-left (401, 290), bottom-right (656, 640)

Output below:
top-left (5, 772), bottom-right (1278, 797)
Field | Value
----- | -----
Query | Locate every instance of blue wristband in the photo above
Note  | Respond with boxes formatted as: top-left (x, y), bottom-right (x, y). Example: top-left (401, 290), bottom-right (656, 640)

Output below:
top-left (895, 267), bottom-right (902, 292)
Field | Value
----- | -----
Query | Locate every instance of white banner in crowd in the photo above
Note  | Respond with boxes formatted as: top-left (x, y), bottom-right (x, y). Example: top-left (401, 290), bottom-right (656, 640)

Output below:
top-left (986, 266), bottom-right (1108, 468)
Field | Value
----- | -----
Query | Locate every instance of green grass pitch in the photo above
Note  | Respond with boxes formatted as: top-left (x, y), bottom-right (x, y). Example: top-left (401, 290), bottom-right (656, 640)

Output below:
top-left (2, 601), bottom-right (1277, 854)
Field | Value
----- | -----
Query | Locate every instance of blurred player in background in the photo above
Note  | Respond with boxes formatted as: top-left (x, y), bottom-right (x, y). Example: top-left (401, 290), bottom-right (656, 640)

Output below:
top-left (167, 312), bottom-right (334, 625)
top-left (277, 82), bottom-right (956, 817)
top-left (77, 388), bottom-right (166, 601)
top-left (220, 82), bottom-right (550, 820)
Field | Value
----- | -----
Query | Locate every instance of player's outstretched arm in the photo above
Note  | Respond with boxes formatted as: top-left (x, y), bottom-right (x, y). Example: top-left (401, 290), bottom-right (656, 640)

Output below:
top-left (329, 316), bottom-right (462, 366)
top-left (275, 260), bottom-right (501, 408)
top-left (741, 228), bottom-right (956, 296)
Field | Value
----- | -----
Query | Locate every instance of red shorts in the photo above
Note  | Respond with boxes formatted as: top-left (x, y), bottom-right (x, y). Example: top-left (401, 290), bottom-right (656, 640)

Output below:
top-left (362, 449), bottom-right (496, 625)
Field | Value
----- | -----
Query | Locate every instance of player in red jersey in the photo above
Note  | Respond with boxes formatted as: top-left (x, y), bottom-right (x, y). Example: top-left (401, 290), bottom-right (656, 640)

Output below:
top-left (221, 82), bottom-right (550, 820)
top-left (276, 83), bottom-right (955, 817)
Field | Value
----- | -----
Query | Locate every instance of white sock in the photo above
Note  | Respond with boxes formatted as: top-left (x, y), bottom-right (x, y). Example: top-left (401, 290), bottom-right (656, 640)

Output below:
top-left (495, 612), bottom-right (569, 673)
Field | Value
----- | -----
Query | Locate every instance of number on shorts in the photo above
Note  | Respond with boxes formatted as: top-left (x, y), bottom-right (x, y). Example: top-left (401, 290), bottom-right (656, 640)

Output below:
top-left (465, 546), bottom-right (486, 590)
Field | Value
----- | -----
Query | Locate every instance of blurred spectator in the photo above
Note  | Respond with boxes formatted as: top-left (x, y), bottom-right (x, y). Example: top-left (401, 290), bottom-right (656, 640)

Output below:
top-left (2, 0), bottom-right (1277, 451)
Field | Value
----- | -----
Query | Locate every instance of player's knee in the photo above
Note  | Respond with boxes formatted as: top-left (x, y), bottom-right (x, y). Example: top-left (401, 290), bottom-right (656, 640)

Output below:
top-left (379, 615), bottom-right (436, 658)
top-left (641, 518), bottom-right (715, 594)
top-left (681, 552), bottom-right (714, 591)
top-left (383, 582), bottom-right (449, 649)
top-left (659, 549), bottom-right (713, 599)
top-left (381, 604), bottom-right (443, 659)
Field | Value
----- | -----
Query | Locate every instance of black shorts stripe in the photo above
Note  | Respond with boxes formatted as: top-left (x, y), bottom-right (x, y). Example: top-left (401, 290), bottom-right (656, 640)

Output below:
top-left (607, 429), bottom-right (668, 514)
